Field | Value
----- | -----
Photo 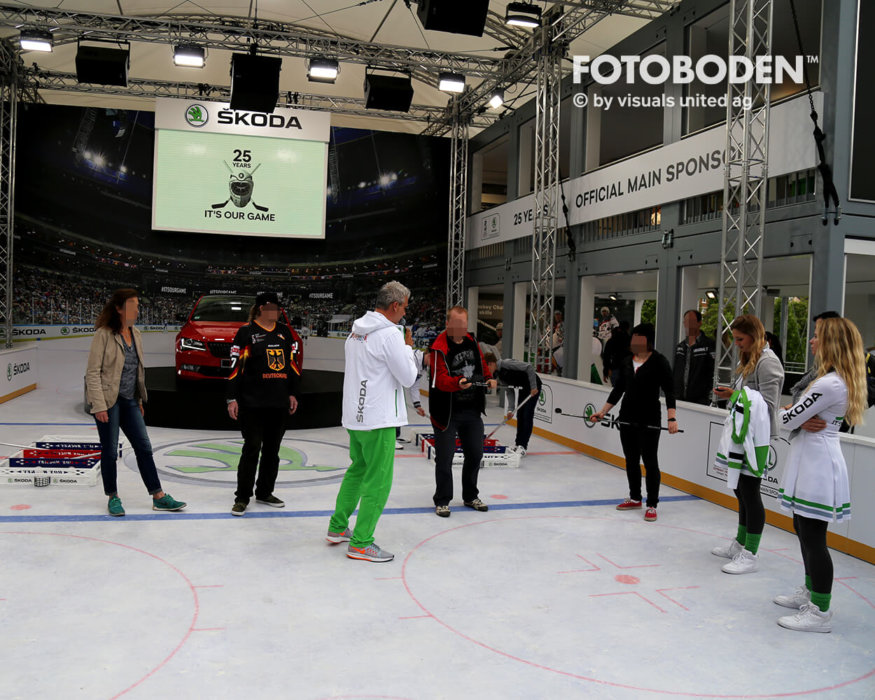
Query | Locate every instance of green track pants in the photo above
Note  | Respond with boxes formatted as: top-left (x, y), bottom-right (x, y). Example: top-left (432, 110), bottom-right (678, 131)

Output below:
top-left (329, 427), bottom-right (395, 548)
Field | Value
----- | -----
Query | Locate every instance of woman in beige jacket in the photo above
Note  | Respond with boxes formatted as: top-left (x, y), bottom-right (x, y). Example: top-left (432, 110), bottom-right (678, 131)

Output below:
top-left (85, 288), bottom-right (186, 516)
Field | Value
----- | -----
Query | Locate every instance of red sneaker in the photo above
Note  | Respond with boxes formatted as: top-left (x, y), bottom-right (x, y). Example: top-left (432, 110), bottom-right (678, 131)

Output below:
top-left (616, 499), bottom-right (643, 510)
top-left (644, 507), bottom-right (658, 522)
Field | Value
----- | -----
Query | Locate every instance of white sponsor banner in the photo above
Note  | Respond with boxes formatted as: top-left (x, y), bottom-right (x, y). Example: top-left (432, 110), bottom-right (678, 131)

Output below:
top-left (155, 98), bottom-right (331, 142)
top-left (468, 92), bottom-right (821, 249)
top-left (11, 325), bottom-right (94, 340)
top-left (10, 325), bottom-right (177, 340)
top-left (1, 345), bottom-right (37, 398)
top-left (537, 374), bottom-right (874, 555)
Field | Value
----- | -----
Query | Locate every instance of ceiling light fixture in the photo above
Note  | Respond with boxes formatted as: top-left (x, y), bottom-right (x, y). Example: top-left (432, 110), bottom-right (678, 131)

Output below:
top-left (308, 57), bottom-right (339, 83)
top-left (488, 89), bottom-right (504, 109)
top-left (439, 72), bottom-right (466, 93)
top-left (173, 44), bottom-right (206, 68)
top-left (19, 29), bottom-right (53, 53)
top-left (506, 2), bottom-right (542, 28)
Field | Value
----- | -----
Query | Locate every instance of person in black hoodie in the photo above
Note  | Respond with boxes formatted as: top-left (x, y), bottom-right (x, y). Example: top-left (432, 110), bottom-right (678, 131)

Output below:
top-left (602, 320), bottom-right (631, 385)
top-left (226, 292), bottom-right (301, 516)
top-left (589, 323), bottom-right (679, 522)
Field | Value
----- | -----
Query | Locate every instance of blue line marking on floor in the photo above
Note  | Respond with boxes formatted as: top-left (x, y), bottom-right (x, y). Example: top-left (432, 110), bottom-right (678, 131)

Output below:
top-left (0, 495), bottom-right (698, 523)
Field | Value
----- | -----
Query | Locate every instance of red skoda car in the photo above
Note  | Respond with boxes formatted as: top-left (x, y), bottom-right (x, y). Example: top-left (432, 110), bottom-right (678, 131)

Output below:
top-left (175, 295), bottom-right (303, 380)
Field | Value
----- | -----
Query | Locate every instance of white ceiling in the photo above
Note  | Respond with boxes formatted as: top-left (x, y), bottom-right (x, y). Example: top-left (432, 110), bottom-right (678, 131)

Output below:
top-left (2, 0), bottom-right (652, 134)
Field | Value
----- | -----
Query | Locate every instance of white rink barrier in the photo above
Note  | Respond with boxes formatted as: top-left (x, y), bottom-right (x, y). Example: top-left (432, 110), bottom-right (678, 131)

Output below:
top-left (535, 375), bottom-right (875, 564)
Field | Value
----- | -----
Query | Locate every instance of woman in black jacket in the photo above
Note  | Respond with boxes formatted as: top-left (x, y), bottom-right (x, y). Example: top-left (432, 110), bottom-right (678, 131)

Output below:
top-left (589, 323), bottom-right (679, 522)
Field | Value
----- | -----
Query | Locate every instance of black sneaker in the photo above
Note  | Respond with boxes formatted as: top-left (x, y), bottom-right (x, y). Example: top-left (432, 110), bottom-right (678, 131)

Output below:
top-left (464, 498), bottom-right (489, 512)
top-left (231, 501), bottom-right (247, 516)
top-left (256, 494), bottom-right (285, 508)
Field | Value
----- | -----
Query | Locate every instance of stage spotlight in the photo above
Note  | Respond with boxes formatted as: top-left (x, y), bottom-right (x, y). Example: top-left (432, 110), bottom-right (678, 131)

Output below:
top-left (506, 2), bottom-right (542, 28)
top-left (308, 57), bottom-right (339, 83)
top-left (706, 289), bottom-right (718, 300)
top-left (488, 90), bottom-right (504, 109)
top-left (19, 30), bottom-right (53, 53)
top-left (173, 44), bottom-right (206, 68)
top-left (439, 72), bottom-right (466, 93)
top-left (609, 293), bottom-right (619, 302)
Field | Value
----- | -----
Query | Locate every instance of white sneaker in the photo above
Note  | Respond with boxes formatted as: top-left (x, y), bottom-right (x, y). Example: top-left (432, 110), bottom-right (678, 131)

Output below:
top-left (508, 445), bottom-right (527, 456)
top-left (395, 440), bottom-right (404, 450)
top-left (711, 538), bottom-right (743, 559)
top-left (774, 586), bottom-right (811, 609)
top-left (777, 603), bottom-right (832, 633)
top-left (721, 548), bottom-right (759, 574)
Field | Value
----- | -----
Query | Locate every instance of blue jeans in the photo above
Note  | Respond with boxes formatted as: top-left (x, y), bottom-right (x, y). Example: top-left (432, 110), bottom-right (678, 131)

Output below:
top-left (95, 397), bottom-right (162, 497)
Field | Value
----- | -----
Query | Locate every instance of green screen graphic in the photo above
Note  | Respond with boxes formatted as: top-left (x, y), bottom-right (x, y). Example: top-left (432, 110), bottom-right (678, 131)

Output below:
top-left (153, 129), bottom-right (327, 238)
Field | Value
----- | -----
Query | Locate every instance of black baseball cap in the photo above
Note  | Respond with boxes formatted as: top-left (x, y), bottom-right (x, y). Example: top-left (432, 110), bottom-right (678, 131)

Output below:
top-left (255, 291), bottom-right (280, 307)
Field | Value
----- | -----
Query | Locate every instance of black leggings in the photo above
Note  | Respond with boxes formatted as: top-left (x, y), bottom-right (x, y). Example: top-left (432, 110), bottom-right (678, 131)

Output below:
top-left (619, 424), bottom-right (661, 507)
top-left (794, 514), bottom-right (833, 594)
top-left (734, 474), bottom-right (765, 535)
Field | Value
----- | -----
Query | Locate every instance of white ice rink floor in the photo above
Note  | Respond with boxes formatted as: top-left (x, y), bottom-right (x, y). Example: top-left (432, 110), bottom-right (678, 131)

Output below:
top-left (1, 336), bottom-right (874, 700)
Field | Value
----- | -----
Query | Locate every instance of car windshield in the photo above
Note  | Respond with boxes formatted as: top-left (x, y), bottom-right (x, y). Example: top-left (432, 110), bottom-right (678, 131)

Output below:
top-left (191, 298), bottom-right (252, 322)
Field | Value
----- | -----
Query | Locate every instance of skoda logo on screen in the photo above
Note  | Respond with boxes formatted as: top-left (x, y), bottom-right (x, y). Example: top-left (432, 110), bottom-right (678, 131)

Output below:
top-left (185, 104), bottom-right (209, 127)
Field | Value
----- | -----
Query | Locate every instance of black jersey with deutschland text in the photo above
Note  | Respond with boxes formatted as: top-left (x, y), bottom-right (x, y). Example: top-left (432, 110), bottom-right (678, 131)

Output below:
top-left (227, 321), bottom-right (301, 408)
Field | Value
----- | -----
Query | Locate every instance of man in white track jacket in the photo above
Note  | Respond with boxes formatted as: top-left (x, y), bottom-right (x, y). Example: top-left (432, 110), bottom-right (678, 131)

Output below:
top-left (327, 281), bottom-right (421, 563)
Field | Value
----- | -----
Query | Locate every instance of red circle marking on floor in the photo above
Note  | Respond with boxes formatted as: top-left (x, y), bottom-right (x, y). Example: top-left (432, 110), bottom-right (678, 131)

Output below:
top-left (1, 531), bottom-right (200, 698)
top-left (401, 514), bottom-right (875, 698)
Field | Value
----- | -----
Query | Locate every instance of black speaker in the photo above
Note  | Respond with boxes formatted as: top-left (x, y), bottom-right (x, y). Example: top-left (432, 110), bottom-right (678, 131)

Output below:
top-left (416, 0), bottom-right (489, 37)
top-left (230, 53), bottom-right (282, 114)
top-left (364, 74), bottom-right (414, 112)
top-left (75, 46), bottom-right (129, 87)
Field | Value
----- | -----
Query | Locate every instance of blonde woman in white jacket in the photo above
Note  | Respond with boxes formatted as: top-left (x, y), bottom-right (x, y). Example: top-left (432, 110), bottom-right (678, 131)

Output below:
top-left (327, 281), bottom-right (420, 563)
top-left (774, 317), bottom-right (868, 632)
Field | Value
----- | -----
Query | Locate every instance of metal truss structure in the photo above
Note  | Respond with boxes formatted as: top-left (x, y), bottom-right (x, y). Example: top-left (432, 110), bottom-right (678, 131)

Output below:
top-left (446, 97), bottom-right (468, 310)
top-left (0, 38), bottom-right (33, 348)
top-left (23, 68), bottom-right (497, 129)
top-left (714, 0), bottom-right (773, 386)
top-left (0, 1), bottom-right (683, 349)
top-left (526, 20), bottom-right (564, 372)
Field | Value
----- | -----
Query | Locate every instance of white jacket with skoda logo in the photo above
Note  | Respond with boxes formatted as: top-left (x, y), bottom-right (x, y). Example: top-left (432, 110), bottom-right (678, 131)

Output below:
top-left (342, 310), bottom-right (421, 431)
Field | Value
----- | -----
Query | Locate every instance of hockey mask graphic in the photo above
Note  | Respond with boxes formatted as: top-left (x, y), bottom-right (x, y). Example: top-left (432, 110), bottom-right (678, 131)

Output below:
top-left (224, 162), bottom-right (261, 208)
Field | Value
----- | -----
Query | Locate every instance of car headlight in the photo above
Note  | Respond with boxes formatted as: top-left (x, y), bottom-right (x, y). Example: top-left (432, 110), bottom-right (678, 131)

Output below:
top-left (179, 337), bottom-right (207, 352)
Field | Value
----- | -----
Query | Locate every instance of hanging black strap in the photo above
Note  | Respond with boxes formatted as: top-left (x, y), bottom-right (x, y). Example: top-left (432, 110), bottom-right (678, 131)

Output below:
top-left (558, 179), bottom-right (576, 261)
top-left (789, 0), bottom-right (840, 224)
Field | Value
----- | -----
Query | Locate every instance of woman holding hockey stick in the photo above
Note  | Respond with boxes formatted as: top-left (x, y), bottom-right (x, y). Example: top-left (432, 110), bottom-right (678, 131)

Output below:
top-left (772, 317), bottom-right (867, 632)
top-left (589, 323), bottom-right (678, 522)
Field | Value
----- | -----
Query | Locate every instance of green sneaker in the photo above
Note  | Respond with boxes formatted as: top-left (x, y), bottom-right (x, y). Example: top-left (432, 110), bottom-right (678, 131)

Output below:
top-left (108, 496), bottom-right (125, 517)
top-left (152, 493), bottom-right (186, 512)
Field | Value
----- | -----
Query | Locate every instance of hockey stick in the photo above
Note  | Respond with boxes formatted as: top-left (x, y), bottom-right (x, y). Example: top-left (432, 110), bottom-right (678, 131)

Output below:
top-left (553, 409), bottom-right (683, 432)
top-left (485, 392), bottom-right (536, 440)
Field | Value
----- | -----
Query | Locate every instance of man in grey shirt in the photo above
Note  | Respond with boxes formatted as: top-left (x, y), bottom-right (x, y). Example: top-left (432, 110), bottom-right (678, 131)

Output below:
top-left (484, 353), bottom-right (541, 457)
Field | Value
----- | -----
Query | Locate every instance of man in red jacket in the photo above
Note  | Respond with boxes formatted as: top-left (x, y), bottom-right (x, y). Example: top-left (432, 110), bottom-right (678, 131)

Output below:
top-left (428, 306), bottom-right (496, 517)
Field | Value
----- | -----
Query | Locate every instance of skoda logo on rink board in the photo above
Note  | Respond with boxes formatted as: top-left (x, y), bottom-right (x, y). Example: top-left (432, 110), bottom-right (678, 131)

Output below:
top-left (60, 326), bottom-right (70, 335)
top-left (534, 385), bottom-right (553, 424)
top-left (6, 363), bottom-right (11, 381)
top-left (185, 104), bottom-right (209, 127)
top-left (583, 403), bottom-right (597, 428)
top-left (142, 438), bottom-right (348, 486)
